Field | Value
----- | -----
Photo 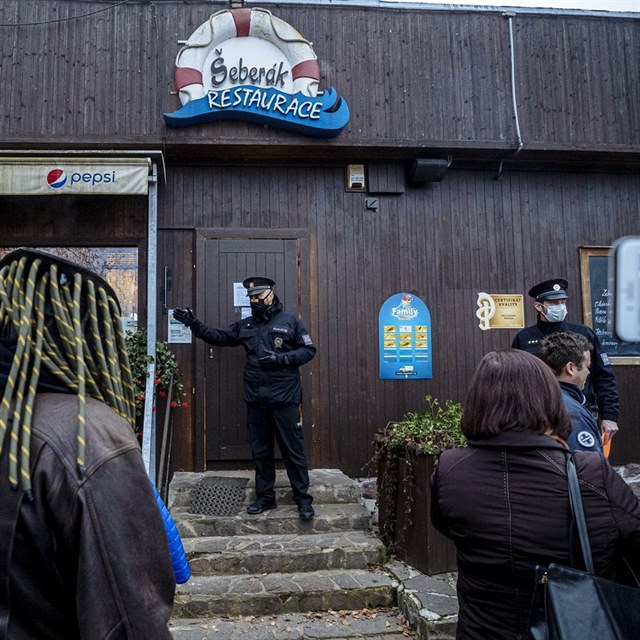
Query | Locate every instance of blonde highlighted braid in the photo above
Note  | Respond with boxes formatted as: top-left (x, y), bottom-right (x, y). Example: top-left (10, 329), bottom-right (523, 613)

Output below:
top-left (0, 249), bottom-right (136, 497)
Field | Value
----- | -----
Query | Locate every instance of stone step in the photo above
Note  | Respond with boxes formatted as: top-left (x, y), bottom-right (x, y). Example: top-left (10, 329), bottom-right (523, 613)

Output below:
top-left (174, 503), bottom-right (372, 538)
top-left (170, 608), bottom-right (415, 639)
top-left (184, 531), bottom-right (385, 575)
top-left (172, 569), bottom-right (398, 618)
top-left (169, 469), bottom-right (362, 511)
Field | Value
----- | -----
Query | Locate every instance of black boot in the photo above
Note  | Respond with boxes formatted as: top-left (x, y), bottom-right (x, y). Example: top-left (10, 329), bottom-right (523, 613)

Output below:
top-left (247, 498), bottom-right (277, 515)
top-left (298, 503), bottom-right (314, 521)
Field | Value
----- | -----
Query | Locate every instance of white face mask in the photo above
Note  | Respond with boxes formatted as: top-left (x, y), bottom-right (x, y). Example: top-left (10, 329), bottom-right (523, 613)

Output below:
top-left (543, 303), bottom-right (567, 323)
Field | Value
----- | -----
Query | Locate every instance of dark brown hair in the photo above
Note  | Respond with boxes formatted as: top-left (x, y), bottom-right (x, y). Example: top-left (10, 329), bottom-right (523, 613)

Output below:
top-left (539, 331), bottom-right (593, 375)
top-left (462, 349), bottom-right (571, 440)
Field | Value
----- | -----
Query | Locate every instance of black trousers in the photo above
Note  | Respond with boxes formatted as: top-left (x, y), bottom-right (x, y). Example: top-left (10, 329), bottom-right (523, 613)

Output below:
top-left (246, 403), bottom-right (313, 505)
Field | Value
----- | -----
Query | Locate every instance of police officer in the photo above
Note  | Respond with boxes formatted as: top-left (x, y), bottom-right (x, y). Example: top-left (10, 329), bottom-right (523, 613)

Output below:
top-left (512, 278), bottom-right (619, 443)
top-left (173, 277), bottom-right (316, 520)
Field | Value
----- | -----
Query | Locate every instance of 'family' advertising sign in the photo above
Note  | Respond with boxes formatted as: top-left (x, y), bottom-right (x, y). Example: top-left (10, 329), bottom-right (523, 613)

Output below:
top-left (379, 293), bottom-right (432, 380)
top-left (163, 8), bottom-right (350, 137)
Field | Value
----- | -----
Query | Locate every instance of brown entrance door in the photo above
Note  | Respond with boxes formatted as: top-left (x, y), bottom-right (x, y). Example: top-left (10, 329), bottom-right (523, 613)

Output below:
top-left (198, 237), bottom-right (300, 463)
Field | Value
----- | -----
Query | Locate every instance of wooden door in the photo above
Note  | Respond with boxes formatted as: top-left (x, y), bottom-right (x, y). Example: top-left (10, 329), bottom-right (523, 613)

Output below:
top-left (199, 237), bottom-right (299, 462)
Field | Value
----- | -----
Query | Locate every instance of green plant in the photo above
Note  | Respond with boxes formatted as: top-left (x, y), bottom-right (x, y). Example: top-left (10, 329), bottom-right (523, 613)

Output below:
top-left (382, 395), bottom-right (465, 455)
top-left (125, 330), bottom-right (187, 427)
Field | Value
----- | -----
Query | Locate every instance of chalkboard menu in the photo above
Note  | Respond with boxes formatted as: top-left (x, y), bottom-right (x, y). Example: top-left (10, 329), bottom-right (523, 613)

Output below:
top-left (580, 248), bottom-right (640, 361)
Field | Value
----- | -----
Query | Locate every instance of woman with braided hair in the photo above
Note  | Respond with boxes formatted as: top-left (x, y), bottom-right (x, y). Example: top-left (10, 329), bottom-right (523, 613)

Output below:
top-left (0, 248), bottom-right (175, 639)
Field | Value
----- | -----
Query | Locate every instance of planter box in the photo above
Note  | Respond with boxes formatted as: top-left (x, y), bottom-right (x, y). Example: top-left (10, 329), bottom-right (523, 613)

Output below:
top-left (378, 451), bottom-right (457, 576)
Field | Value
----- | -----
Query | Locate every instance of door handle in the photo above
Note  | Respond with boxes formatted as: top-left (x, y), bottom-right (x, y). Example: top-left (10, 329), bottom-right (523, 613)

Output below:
top-left (208, 347), bottom-right (214, 359)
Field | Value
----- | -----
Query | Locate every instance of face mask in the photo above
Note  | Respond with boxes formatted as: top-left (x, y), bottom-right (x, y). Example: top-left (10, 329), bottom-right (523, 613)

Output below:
top-left (250, 299), bottom-right (269, 312)
top-left (544, 303), bottom-right (567, 323)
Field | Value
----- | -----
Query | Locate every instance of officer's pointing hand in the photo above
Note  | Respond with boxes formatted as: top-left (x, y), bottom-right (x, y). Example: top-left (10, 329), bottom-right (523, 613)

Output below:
top-left (173, 308), bottom-right (196, 327)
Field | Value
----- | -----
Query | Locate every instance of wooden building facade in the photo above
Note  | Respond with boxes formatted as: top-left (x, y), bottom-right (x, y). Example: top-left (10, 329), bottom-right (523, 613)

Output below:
top-left (1, 0), bottom-right (639, 477)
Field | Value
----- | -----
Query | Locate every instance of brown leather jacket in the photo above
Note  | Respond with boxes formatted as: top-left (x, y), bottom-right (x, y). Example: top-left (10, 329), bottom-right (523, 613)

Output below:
top-left (431, 432), bottom-right (640, 640)
top-left (1, 394), bottom-right (175, 639)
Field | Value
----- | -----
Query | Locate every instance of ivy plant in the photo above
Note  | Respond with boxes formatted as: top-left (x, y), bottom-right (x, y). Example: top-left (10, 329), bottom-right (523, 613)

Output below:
top-left (382, 395), bottom-right (465, 456)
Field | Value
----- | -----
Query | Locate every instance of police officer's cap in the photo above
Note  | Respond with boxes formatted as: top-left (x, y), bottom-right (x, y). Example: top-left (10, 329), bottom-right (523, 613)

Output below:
top-left (528, 278), bottom-right (569, 301)
top-left (243, 276), bottom-right (275, 296)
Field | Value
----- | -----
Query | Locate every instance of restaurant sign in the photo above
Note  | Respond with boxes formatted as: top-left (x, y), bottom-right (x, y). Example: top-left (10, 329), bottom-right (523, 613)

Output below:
top-left (163, 8), bottom-right (350, 137)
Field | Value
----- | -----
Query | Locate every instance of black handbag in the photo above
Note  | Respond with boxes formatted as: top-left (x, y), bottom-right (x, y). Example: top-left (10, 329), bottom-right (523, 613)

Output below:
top-left (528, 455), bottom-right (640, 640)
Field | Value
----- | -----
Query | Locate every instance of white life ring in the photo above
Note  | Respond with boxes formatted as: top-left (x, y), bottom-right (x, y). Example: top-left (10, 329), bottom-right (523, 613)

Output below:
top-left (174, 8), bottom-right (320, 105)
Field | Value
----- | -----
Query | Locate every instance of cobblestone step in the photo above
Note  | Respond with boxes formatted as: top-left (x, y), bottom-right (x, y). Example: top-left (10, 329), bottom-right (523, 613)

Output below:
top-left (174, 503), bottom-right (372, 538)
top-left (168, 470), bottom-right (405, 637)
top-left (170, 608), bottom-right (415, 639)
top-left (172, 569), bottom-right (398, 618)
top-left (169, 469), bottom-right (362, 510)
top-left (185, 531), bottom-right (385, 575)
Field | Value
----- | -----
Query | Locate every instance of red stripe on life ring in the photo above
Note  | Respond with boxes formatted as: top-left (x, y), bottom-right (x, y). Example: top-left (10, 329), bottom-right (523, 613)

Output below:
top-left (231, 8), bottom-right (251, 37)
top-left (175, 67), bottom-right (203, 90)
top-left (292, 59), bottom-right (320, 81)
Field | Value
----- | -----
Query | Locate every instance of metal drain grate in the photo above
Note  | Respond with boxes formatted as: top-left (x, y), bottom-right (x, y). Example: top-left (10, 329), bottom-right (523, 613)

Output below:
top-left (189, 476), bottom-right (249, 516)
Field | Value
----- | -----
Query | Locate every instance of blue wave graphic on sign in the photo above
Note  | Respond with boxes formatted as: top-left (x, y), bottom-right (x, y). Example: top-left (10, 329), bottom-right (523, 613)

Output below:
top-left (163, 85), bottom-right (349, 138)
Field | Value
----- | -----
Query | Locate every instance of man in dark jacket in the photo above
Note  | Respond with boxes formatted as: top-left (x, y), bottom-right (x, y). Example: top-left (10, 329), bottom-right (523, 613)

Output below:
top-left (0, 249), bottom-right (175, 639)
top-left (512, 278), bottom-right (619, 443)
top-left (539, 331), bottom-right (605, 457)
top-left (173, 276), bottom-right (316, 520)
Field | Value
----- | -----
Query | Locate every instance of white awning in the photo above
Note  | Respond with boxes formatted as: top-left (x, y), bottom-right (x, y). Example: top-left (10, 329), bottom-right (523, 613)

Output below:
top-left (0, 157), bottom-right (151, 195)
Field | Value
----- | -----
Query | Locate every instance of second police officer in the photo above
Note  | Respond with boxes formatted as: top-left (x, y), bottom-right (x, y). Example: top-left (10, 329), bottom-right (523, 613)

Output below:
top-left (512, 278), bottom-right (619, 444)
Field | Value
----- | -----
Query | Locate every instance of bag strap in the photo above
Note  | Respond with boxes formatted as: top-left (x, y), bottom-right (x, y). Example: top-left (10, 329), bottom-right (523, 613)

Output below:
top-left (0, 445), bottom-right (24, 636)
top-left (567, 455), bottom-right (594, 574)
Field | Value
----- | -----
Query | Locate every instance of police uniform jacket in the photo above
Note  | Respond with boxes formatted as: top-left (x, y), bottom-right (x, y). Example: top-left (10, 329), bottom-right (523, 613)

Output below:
top-left (431, 432), bottom-right (640, 640)
top-left (190, 297), bottom-right (316, 407)
top-left (511, 318), bottom-right (619, 421)
top-left (559, 380), bottom-right (605, 457)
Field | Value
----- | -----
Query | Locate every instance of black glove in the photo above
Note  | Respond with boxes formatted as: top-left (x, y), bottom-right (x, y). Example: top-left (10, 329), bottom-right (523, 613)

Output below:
top-left (173, 307), bottom-right (196, 327)
top-left (258, 351), bottom-right (290, 369)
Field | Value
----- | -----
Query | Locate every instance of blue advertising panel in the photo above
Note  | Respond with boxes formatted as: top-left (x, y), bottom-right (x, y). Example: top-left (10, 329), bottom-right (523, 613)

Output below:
top-left (379, 293), bottom-right (432, 380)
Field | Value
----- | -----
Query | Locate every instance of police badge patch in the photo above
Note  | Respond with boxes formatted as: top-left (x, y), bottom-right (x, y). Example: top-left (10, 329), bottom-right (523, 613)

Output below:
top-left (577, 431), bottom-right (596, 448)
top-left (302, 334), bottom-right (313, 346)
top-left (274, 337), bottom-right (283, 349)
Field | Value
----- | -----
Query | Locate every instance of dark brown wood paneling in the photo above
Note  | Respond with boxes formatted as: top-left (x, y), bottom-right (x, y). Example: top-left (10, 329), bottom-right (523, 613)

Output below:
top-left (515, 15), bottom-right (640, 149)
top-left (0, 195), bottom-right (146, 244)
top-left (155, 163), bottom-right (640, 476)
top-left (2, 165), bottom-right (638, 476)
top-left (368, 162), bottom-right (405, 194)
top-left (2, 1), bottom-right (639, 161)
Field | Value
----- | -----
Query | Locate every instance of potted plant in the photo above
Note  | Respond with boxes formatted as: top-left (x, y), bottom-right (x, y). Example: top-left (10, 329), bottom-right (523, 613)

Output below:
top-left (374, 395), bottom-right (465, 575)
top-left (125, 329), bottom-right (188, 437)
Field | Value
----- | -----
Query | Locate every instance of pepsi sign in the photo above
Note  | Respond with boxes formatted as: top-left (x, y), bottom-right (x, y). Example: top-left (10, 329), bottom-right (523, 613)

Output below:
top-left (47, 169), bottom-right (118, 189)
top-left (0, 159), bottom-right (150, 196)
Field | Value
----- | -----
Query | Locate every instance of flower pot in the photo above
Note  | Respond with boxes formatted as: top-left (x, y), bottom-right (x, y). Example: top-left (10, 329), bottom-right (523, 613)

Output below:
top-left (378, 450), bottom-right (457, 575)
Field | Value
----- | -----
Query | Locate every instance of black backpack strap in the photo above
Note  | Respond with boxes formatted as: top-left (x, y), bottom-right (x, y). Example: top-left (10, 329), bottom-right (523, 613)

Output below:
top-left (567, 454), bottom-right (595, 574)
top-left (0, 445), bottom-right (23, 636)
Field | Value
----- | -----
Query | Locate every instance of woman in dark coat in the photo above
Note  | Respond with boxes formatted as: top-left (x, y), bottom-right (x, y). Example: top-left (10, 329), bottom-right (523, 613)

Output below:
top-left (431, 349), bottom-right (640, 640)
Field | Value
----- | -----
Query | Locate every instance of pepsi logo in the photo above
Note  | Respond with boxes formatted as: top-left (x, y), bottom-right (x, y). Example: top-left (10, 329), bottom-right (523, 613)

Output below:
top-left (47, 169), bottom-right (67, 189)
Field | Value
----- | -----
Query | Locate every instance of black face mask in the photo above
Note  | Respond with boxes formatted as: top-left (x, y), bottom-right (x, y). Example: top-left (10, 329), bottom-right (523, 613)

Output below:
top-left (250, 299), bottom-right (270, 313)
